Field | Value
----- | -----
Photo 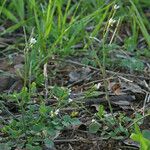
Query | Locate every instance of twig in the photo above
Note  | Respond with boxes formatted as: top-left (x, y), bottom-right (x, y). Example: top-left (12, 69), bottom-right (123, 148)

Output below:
top-left (62, 59), bottom-right (150, 80)
top-left (54, 138), bottom-right (84, 143)
top-left (127, 113), bottom-right (150, 129)
top-left (44, 63), bottom-right (48, 100)
top-left (79, 76), bottom-right (114, 88)
top-left (68, 144), bottom-right (74, 150)
top-left (142, 92), bottom-right (149, 116)
top-left (67, 70), bottom-right (98, 88)
top-left (0, 101), bottom-right (17, 119)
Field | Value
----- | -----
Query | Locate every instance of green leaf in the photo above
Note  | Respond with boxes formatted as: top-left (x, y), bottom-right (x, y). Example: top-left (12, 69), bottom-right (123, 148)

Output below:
top-left (0, 20), bottom-right (27, 35)
top-left (62, 115), bottom-right (71, 127)
top-left (20, 87), bottom-right (29, 102)
top-left (44, 138), bottom-right (54, 149)
top-left (130, 133), bottom-right (141, 142)
top-left (0, 6), bottom-right (18, 23)
top-left (134, 123), bottom-right (142, 135)
top-left (109, 131), bottom-right (116, 137)
top-left (129, 0), bottom-right (150, 47)
top-left (47, 128), bottom-right (57, 137)
top-left (39, 103), bottom-right (47, 116)
top-left (63, 115), bottom-right (71, 122)
top-left (121, 58), bottom-right (144, 71)
top-left (97, 105), bottom-right (104, 118)
top-left (0, 143), bottom-right (11, 150)
top-left (32, 124), bottom-right (44, 132)
top-left (12, 0), bottom-right (24, 20)
top-left (26, 144), bottom-right (42, 150)
top-left (30, 82), bottom-right (37, 94)
top-left (142, 130), bottom-right (150, 140)
top-left (52, 86), bottom-right (69, 101)
top-left (89, 122), bottom-right (100, 134)
top-left (130, 124), bottom-right (150, 150)
top-left (71, 118), bottom-right (81, 126)
top-left (124, 36), bottom-right (136, 51)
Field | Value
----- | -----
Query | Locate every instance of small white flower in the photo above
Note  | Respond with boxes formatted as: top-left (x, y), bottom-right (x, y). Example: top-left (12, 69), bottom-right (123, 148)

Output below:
top-left (36, 132), bottom-right (41, 136)
top-left (108, 18), bottom-right (116, 26)
top-left (50, 110), bottom-right (55, 117)
top-left (30, 37), bottom-right (37, 45)
top-left (68, 98), bottom-right (73, 103)
top-left (91, 119), bottom-right (96, 123)
top-left (68, 88), bottom-right (72, 96)
top-left (54, 109), bottom-right (60, 115)
top-left (43, 63), bottom-right (47, 77)
top-left (42, 130), bottom-right (47, 136)
top-left (114, 4), bottom-right (120, 10)
top-left (50, 109), bottom-right (59, 117)
top-left (68, 89), bottom-right (72, 94)
top-left (95, 83), bottom-right (101, 89)
top-left (52, 55), bottom-right (55, 60)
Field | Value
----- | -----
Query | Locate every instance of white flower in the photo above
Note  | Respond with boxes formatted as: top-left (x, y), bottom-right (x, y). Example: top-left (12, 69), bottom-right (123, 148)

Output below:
top-left (52, 55), bottom-right (55, 60)
top-left (50, 109), bottom-right (59, 117)
top-left (114, 4), bottom-right (120, 10)
top-left (36, 132), bottom-right (41, 136)
top-left (68, 88), bottom-right (72, 96)
top-left (68, 89), bottom-right (72, 94)
top-left (30, 37), bottom-right (37, 45)
top-left (68, 98), bottom-right (73, 103)
top-left (50, 110), bottom-right (55, 117)
top-left (42, 130), bottom-right (47, 136)
top-left (95, 83), bottom-right (101, 89)
top-left (43, 63), bottom-right (47, 77)
top-left (108, 18), bottom-right (116, 26)
top-left (54, 109), bottom-right (60, 115)
top-left (91, 119), bottom-right (96, 123)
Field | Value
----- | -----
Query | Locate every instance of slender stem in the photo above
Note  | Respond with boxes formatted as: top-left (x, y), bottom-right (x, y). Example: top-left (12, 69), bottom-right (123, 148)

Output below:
top-left (94, 54), bottom-right (114, 115)
top-left (91, 7), bottom-right (120, 125)
top-left (127, 113), bottom-right (150, 129)
top-left (15, 97), bottom-right (26, 134)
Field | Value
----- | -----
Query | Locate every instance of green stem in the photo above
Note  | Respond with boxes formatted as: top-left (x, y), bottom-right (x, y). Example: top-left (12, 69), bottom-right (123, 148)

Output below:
top-left (15, 97), bottom-right (26, 134)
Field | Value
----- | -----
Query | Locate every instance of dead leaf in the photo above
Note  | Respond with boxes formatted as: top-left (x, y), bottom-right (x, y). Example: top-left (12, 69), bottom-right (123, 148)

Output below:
top-left (108, 82), bottom-right (121, 95)
top-left (123, 139), bottom-right (139, 148)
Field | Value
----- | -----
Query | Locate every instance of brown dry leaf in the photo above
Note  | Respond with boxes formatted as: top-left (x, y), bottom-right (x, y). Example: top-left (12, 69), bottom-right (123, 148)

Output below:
top-left (108, 82), bottom-right (121, 95)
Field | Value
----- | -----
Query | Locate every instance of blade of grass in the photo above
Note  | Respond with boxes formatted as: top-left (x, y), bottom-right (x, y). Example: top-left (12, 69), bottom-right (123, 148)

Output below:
top-left (0, 19), bottom-right (30, 35)
top-left (12, 0), bottom-right (25, 20)
top-left (0, 6), bottom-right (18, 23)
top-left (0, 0), bottom-right (7, 16)
top-left (129, 0), bottom-right (150, 47)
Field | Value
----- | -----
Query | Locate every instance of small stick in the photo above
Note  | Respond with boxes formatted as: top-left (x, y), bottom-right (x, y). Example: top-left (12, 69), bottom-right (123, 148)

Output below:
top-left (62, 59), bottom-right (150, 80)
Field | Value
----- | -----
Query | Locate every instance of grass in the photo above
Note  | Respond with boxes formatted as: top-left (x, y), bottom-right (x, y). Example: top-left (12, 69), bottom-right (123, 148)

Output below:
top-left (0, 0), bottom-right (150, 149)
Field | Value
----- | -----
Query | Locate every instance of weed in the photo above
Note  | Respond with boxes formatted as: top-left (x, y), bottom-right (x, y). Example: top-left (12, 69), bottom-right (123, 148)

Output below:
top-left (130, 124), bottom-right (150, 150)
top-left (1, 84), bottom-right (81, 149)
top-left (88, 104), bottom-right (149, 141)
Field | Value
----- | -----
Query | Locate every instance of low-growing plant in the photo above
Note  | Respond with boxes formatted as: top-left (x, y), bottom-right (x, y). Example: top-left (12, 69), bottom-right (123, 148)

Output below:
top-left (130, 124), bottom-right (150, 150)
top-left (0, 85), bottom-right (80, 149)
top-left (88, 105), bottom-right (149, 140)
